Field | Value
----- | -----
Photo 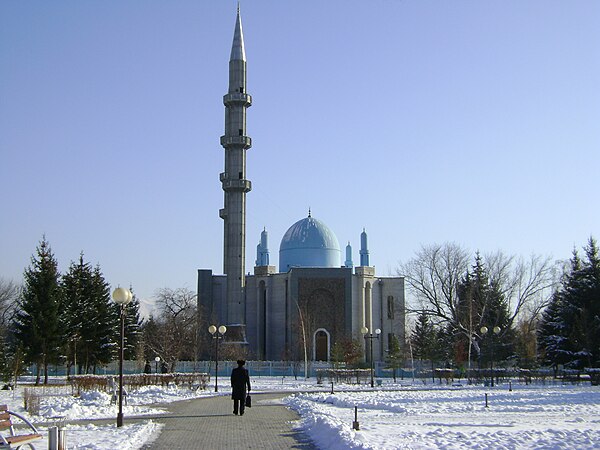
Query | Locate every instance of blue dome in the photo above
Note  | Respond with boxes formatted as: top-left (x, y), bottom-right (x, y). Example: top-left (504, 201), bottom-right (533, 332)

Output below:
top-left (279, 215), bottom-right (341, 272)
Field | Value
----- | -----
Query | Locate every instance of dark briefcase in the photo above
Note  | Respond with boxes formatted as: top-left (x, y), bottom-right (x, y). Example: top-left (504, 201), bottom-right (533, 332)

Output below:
top-left (245, 394), bottom-right (252, 408)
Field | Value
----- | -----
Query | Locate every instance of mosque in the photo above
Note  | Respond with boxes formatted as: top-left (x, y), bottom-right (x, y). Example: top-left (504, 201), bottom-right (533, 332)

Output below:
top-left (197, 9), bottom-right (405, 363)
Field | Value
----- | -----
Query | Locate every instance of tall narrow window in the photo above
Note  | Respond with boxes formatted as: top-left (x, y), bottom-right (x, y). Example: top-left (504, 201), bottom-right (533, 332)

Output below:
top-left (239, 129), bottom-right (243, 136)
top-left (365, 282), bottom-right (372, 331)
top-left (388, 333), bottom-right (396, 350)
top-left (260, 281), bottom-right (267, 359)
top-left (387, 296), bottom-right (395, 319)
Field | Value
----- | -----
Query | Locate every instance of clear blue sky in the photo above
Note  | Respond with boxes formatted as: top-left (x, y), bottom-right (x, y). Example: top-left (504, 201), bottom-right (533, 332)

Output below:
top-left (1, 1), bottom-right (598, 313)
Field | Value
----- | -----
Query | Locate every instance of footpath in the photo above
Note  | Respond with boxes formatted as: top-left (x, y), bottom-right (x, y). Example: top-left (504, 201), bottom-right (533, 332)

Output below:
top-left (141, 392), bottom-right (317, 449)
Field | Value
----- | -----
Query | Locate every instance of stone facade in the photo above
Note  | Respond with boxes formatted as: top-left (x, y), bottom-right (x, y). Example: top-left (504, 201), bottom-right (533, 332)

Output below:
top-left (198, 266), bottom-right (405, 362)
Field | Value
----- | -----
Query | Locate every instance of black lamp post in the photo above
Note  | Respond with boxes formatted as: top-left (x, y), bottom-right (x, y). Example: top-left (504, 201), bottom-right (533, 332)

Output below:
top-left (154, 356), bottom-right (160, 374)
top-left (361, 326), bottom-right (381, 388)
top-left (208, 325), bottom-right (227, 392)
top-left (480, 326), bottom-right (501, 387)
top-left (112, 287), bottom-right (132, 428)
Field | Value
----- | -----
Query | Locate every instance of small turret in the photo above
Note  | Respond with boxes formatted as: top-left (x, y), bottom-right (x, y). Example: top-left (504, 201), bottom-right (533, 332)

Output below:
top-left (360, 228), bottom-right (370, 267)
top-left (345, 242), bottom-right (353, 268)
top-left (256, 228), bottom-right (270, 266)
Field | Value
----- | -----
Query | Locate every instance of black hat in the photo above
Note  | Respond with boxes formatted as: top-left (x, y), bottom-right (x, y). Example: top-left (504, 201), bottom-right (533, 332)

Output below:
top-left (237, 359), bottom-right (246, 365)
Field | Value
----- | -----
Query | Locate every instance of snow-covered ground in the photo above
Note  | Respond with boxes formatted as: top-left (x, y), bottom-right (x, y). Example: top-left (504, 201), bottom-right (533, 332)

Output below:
top-left (284, 383), bottom-right (600, 449)
top-left (1, 377), bottom-right (599, 449)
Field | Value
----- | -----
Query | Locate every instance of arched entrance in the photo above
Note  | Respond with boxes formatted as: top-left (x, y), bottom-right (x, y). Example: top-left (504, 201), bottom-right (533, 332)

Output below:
top-left (313, 328), bottom-right (330, 362)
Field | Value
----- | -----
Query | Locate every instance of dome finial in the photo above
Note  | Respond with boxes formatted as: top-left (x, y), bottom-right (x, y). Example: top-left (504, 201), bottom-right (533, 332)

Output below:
top-left (308, 207), bottom-right (311, 218)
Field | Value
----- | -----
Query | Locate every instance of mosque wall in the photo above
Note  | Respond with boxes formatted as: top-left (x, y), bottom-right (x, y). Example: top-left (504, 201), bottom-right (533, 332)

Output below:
top-left (199, 268), bottom-right (406, 362)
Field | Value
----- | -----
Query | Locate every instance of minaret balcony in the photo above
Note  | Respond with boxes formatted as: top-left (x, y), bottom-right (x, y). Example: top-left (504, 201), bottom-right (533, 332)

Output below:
top-left (223, 92), bottom-right (252, 106)
top-left (220, 135), bottom-right (252, 148)
top-left (221, 178), bottom-right (252, 193)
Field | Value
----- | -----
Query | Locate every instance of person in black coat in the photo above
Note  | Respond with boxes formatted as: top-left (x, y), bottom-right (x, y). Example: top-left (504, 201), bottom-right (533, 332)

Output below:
top-left (230, 359), bottom-right (251, 415)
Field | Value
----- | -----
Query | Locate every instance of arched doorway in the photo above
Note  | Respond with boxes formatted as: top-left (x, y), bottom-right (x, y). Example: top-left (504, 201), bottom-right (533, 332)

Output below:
top-left (313, 328), bottom-right (330, 362)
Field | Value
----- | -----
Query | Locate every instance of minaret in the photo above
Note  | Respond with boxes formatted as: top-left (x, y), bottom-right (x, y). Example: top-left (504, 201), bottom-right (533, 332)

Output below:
top-left (256, 228), bottom-right (270, 266)
top-left (345, 242), bottom-right (353, 268)
top-left (219, 6), bottom-right (252, 333)
top-left (360, 229), bottom-right (370, 266)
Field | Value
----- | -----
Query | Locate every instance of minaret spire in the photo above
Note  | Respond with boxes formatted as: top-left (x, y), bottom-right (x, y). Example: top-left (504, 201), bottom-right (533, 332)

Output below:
top-left (219, 8), bottom-right (252, 338)
top-left (230, 5), bottom-right (246, 62)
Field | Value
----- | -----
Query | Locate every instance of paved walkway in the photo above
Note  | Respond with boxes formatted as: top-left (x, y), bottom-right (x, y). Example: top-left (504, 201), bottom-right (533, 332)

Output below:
top-left (141, 392), bottom-right (317, 449)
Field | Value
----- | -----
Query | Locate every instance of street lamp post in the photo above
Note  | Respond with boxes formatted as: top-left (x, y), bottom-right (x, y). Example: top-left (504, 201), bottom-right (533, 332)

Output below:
top-left (154, 356), bottom-right (160, 374)
top-left (112, 287), bottom-right (132, 428)
top-left (361, 326), bottom-right (381, 388)
top-left (480, 326), bottom-right (501, 387)
top-left (208, 325), bottom-right (227, 392)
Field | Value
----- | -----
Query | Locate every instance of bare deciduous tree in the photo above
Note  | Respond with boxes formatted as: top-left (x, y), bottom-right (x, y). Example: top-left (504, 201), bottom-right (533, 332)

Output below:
top-left (142, 287), bottom-right (200, 371)
top-left (484, 251), bottom-right (558, 326)
top-left (399, 243), bottom-right (557, 330)
top-left (398, 242), bottom-right (470, 326)
top-left (0, 278), bottom-right (20, 329)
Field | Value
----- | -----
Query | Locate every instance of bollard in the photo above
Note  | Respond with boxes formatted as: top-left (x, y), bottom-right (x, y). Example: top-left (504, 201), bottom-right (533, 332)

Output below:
top-left (352, 406), bottom-right (360, 430)
top-left (509, 381), bottom-right (512, 392)
top-left (485, 393), bottom-right (489, 408)
top-left (49, 426), bottom-right (58, 450)
top-left (49, 417), bottom-right (67, 450)
top-left (57, 425), bottom-right (67, 450)
top-left (331, 381), bottom-right (334, 394)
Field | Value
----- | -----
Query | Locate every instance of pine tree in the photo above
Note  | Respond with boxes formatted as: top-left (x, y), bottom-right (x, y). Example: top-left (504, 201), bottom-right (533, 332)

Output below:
top-left (562, 239), bottom-right (600, 369)
top-left (124, 286), bottom-right (143, 361)
top-left (412, 311), bottom-right (435, 360)
top-left (61, 256), bottom-right (119, 374)
top-left (412, 311), bottom-right (439, 381)
top-left (454, 254), bottom-right (515, 368)
top-left (538, 238), bottom-right (600, 371)
top-left (14, 237), bottom-right (62, 384)
top-left (538, 289), bottom-right (570, 373)
top-left (385, 334), bottom-right (404, 382)
top-left (61, 254), bottom-right (94, 375)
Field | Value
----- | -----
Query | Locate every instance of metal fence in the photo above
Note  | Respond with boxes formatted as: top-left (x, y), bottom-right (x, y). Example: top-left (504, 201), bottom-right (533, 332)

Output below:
top-left (26, 361), bottom-right (599, 385)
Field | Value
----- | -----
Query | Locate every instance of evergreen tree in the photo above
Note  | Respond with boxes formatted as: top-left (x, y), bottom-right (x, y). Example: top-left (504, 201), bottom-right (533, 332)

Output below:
top-left (562, 239), bottom-right (600, 369)
top-left (61, 256), bottom-right (119, 373)
top-left (87, 265), bottom-right (119, 372)
top-left (571, 238), bottom-right (600, 368)
top-left (124, 286), bottom-right (143, 361)
top-left (61, 254), bottom-right (94, 375)
top-left (412, 311), bottom-right (435, 360)
top-left (538, 238), bottom-right (600, 370)
top-left (141, 315), bottom-right (160, 362)
top-left (412, 311), bottom-right (439, 381)
top-left (454, 254), bottom-right (515, 368)
top-left (14, 237), bottom-right (62, 384)
top-left (538, 289), bottom-right (570, 373)
top-left (385, 334), bottom-right (404, 382)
